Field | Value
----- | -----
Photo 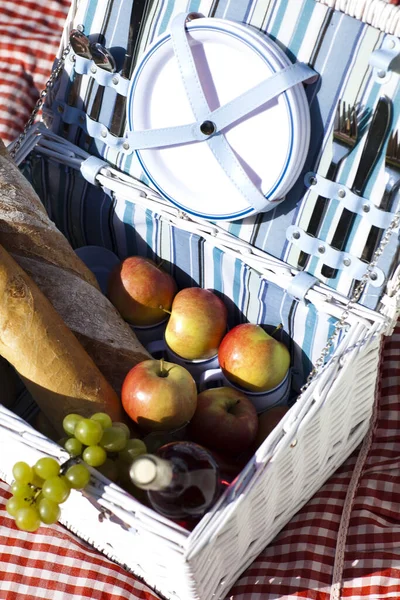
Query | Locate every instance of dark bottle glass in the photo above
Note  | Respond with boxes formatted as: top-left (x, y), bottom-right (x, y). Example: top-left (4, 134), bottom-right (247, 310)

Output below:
top-left (129, 441), bottom-right (230, 525)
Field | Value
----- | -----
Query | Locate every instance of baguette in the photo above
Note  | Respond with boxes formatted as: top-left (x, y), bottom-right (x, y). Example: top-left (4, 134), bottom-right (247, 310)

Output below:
top-left (0, 140), bottom-right (150, 393)
top-left (0, 244), bottom-right (123, 435)
top-left (0, 139), bottom-right (99, 288)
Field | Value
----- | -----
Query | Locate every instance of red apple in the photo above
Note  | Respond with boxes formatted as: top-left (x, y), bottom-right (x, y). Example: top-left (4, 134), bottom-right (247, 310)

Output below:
top-left (165, 287), bottom-right (228, 360)
top-left (107, 256), bottom-right (177, 326)
top-left (121, 359), bottom-right (197, 432)
top-left (252, 406), bottom-right (289, 450)
top-left (218, 323), bottom-right (290, 392)
top-left (187, 386), bottom-right (258, 455)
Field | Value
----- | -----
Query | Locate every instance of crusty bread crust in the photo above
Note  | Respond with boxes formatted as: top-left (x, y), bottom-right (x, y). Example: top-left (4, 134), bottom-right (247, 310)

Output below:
top-left (0, 245), bottom-right (123, 435)
top-left (0, 143), bottom-right (150, 396)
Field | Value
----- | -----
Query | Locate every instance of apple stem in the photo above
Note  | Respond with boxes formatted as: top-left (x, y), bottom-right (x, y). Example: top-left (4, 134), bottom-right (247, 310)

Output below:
top-left (159, 306), bottom-right (171, 315)
top-left (159, 358), bottom-right (168, 377)
top-left (271, 323), bottom-right (283, 338)
top-left (156, 259), bottom-right (165, 270)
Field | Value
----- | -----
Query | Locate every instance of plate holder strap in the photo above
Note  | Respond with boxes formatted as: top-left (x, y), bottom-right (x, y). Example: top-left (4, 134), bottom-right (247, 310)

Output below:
top-left (126, 12), bottom-right (317, 213)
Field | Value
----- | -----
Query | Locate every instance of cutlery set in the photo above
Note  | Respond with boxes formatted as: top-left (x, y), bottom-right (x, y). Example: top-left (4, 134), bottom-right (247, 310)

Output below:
top-left (65, 0), bottom-right (149, 140)
top-left (299, 94), bottom-right (398, 284)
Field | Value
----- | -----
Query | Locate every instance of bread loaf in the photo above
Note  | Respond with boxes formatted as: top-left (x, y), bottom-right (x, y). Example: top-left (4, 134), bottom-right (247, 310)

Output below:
top-left (0, 244), bottom-right (123, 435)
top-left (0, 140), bottom-right (99, 288)
top-left (0, 140), bottom-right (150, 393)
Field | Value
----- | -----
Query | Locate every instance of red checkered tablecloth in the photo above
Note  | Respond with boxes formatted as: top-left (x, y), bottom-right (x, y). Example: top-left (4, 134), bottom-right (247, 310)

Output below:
top-left (1, 1), bottom-right (400, 599)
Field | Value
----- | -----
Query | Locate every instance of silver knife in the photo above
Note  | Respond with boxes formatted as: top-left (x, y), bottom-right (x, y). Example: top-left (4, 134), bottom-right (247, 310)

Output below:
top-left (321, 95), bottom-right (392, 278)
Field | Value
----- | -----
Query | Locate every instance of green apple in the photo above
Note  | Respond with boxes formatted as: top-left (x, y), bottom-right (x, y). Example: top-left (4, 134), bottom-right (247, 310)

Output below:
top-left (121, 359), bottom-right (197, 431)
top-left (107, 256), bottom-right (177, 326)
top-left (218, 323), bottom-right (290, 392)
top-left (165, 287), bottom-right (227, 360)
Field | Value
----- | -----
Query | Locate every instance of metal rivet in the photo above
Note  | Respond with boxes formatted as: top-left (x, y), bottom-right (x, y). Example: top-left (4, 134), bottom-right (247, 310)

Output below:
top-left (363, 204), bottom-right (370, 213)
top-left (370, 272), bottom-right (378, 281)
top-left (309, 176), bottom-right (317, 186)
top-left (200, 120), bottom-right (216, 136)
top-left (90, 66), bottom-right (97, 74)
top-left (387, 39), bottom-right (396, 49)
top-left (343, 257), bottom-right (351, 266)
top-left (318, 245), bottom-right (326, 254)
top-left (76, 24), bottom-right (84, 32)
top-left (57, 105), bottom-right (64, 114)
top-left (70, 54), bottom-right (76, 62)
top-left (377, 69), bottom-right (386, 79)
top-left (338, 189), bottom-right (346, 198)
top-left (101, 129), bottom-right (107, 138)
top-left (292, 231), bottom-right (301, 240)
top-left (290, 439), bottom-right (298, 448)
top-left (112, 76), bottom-right (119, 85)
top-left (122, 141), bottom-right (130, 150)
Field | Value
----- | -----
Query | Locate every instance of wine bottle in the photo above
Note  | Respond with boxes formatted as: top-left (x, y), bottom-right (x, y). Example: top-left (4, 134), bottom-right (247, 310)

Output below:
top-left (129, 441), bottom-right (230, 525)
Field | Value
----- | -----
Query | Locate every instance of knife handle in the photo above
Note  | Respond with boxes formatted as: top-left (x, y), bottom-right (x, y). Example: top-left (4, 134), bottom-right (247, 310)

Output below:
top-left (89, 83), bottom-right (104, 122)
top-left (360, 184), bottom-right (394, 264)
top-left (297, 161), bottom-right (339, 270)
top-left (63, 73), bottom-right (85, 137)
top-left (321, 210), bottom-right (355, 278)
top-left (109, 92), bottom-right (127, 138)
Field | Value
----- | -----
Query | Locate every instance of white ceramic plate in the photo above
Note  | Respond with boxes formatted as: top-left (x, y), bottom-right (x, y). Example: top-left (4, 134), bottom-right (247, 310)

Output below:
top-left (127, 18), bottom-right (311, 221)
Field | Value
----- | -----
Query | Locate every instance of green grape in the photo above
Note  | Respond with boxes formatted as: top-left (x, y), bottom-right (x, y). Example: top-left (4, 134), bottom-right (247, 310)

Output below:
top-left (74, 418), bottom-right (103, 446)
top-left (38, 498), bottom-right (61, 525)
top-left (64, 464), bottom-right (90, 490)
top-left (82, 445), bottom-right (107, 467)
top-left (6, 495), bottom-right (31, 517)
top-left (10, 481), bottom-right (35, 499)
top-left (34, 457), bottom-right (60, 480)
top-left (15, 506), bottom-right (41, 532)
top-left (112, 422), bottom-right (130, 439)
top-left (42, 476), bottom-right (70, 504)
top-left (31, 473), bottom-right (45, 489)
top-left (100, 426), bottom-right (128, 453)
top-left (12, 462), bottom-right (34, 485)
top-left (63, 413), bottom-right (83, 436)
top-left (96, 458), bottom-right (119, 482)
top-left (118, 439), bottom-right (147, 464)
top-left (91, 412), bottom-right (112, 430)
top-left (64, 438), bottom-right (83, 457)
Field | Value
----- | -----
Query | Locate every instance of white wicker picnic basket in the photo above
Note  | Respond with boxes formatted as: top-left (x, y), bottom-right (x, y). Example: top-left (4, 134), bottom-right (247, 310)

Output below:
top-left (2, 0), bottom-right (400, 598)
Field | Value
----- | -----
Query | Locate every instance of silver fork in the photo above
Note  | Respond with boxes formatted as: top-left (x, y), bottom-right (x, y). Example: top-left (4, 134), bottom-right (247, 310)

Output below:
top-left (297, 100), bottom-right (359, 269)
top-left (361, 130), bottom-right (400, 263)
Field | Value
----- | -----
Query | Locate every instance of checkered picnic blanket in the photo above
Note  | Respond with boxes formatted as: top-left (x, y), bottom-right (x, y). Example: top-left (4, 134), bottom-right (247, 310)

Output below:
top-left (0, 1), bottom-right (400, 599)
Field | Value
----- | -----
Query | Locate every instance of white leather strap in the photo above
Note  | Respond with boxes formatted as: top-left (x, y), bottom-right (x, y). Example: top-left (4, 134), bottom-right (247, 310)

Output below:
top-left (305, 172), bottom-right (398, 230)
top-left (125, 61), bottom-right (315, 149)
top-left (286, 225), bottom-right (385, 287)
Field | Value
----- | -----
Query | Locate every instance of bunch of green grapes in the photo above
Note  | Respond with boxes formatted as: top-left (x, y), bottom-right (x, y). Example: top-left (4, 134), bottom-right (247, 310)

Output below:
top-left (6, 457), bottom-right (90, 533)
top-left (61, 412), bottom-right (147, 484)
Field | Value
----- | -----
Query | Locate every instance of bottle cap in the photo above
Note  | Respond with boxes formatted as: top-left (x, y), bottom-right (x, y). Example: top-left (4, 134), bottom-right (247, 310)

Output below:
top-left (130, 454), bottom-right (173, 490)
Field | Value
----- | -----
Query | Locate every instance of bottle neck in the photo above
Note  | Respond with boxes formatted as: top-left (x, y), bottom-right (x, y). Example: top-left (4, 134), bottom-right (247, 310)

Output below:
top-left (130, 454), bottom-right (185, 491)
